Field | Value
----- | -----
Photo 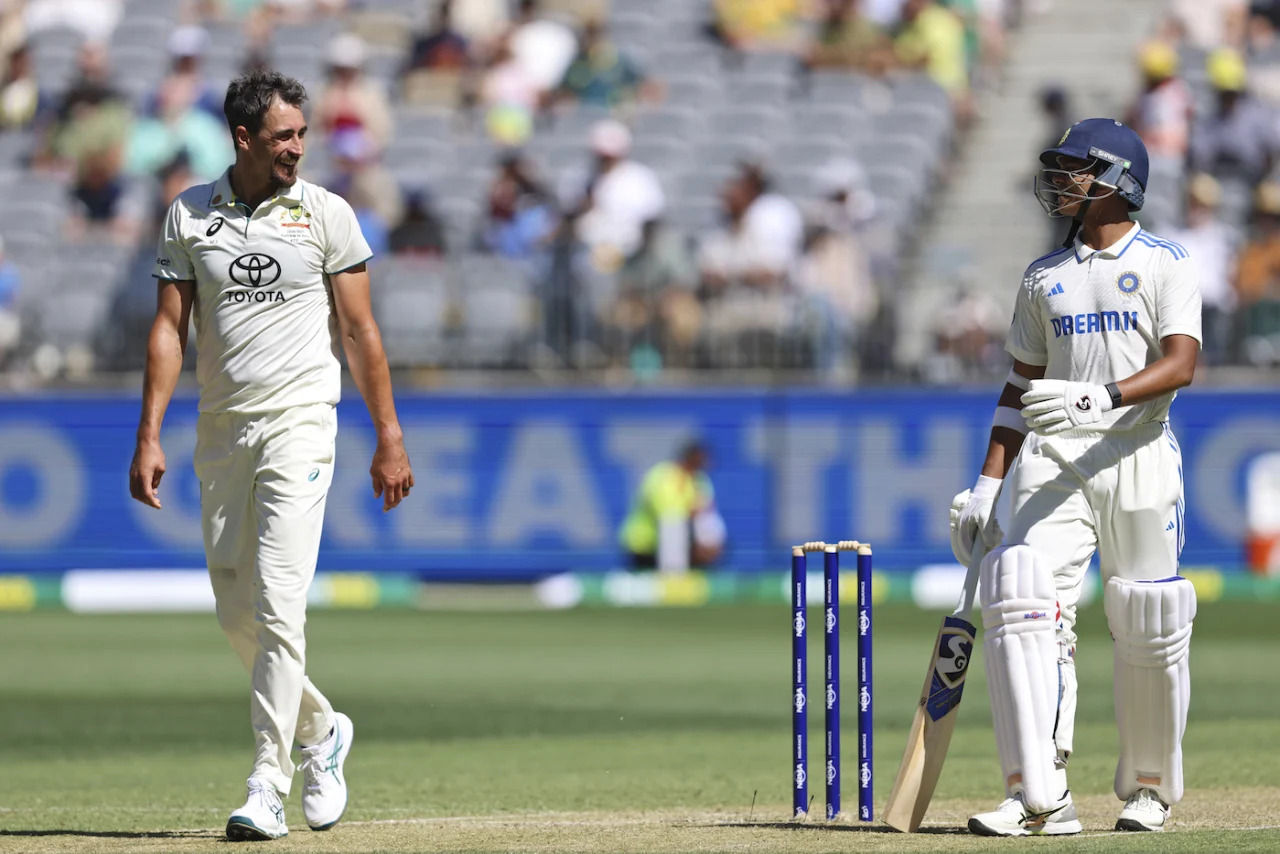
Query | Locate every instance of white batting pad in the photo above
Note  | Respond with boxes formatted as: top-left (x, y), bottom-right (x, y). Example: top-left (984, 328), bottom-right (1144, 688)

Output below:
top-left (979, 545), bottom-right (1062, 814)
top-left (1105, 575), bottom-right (1196, 806)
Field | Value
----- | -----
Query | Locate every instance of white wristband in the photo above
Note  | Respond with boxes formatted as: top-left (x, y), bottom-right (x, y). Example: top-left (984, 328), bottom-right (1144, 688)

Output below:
top-left (972, 474), bottom-right (1002, 499)
top-left (993, 405), bottom-right (1029, 435)
top-left (1005, 369), bottom-right (1031, 391)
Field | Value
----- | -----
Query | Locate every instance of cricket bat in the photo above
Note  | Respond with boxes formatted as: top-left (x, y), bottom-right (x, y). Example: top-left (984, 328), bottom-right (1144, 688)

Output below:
top-left (882, 549), bottom-right (982, 833)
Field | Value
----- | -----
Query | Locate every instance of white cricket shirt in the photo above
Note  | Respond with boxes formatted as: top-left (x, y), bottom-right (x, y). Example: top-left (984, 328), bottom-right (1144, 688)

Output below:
top-left (154, 168), bottom-right (372, 413)
top-left (1006, 222), bottom-right (1202, 431)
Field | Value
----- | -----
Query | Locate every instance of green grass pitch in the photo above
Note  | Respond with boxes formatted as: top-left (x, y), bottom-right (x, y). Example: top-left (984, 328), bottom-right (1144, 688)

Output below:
top-left (0, 599), bottom-right (1276, 853)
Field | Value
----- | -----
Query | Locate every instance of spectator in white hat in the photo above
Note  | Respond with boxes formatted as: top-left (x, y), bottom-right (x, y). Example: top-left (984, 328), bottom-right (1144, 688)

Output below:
top-left (147, 25), bottom-right (221, 120)
top-left (573, 119), bottom-right (666, 272)
top-left (315, 33), bottom-right (393, 155)
top-left (1165, 173), bottom-right (1237, 364)
top-left (796, 157), bottom-right (881, 377)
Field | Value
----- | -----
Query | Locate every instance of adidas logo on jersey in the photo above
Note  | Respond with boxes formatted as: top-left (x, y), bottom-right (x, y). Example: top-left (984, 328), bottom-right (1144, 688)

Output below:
top-left (1048, 282), bottom-right (1065, 297)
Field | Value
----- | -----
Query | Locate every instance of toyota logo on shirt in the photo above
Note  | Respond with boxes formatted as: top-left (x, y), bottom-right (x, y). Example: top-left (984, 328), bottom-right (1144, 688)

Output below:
top-left (229, 253), bottom-right (282, 288)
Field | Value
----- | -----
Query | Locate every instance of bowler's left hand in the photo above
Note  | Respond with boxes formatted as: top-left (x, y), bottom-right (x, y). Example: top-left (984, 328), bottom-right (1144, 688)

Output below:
top-left (371, 438), bottom-right (414, 512)
top-left (1021, 379), bottom-right (1113, 435)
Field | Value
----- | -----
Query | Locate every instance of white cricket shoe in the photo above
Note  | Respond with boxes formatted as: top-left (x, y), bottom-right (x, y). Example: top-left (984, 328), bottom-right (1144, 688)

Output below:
top-left (300, 712), bottom-right (354, 831)
top-left (1116, 787), bottom-right (1170, 832)
top-left (968, 791), bottom-right (1082, 837)
top-left (226, 778), bottom-right (288, 841)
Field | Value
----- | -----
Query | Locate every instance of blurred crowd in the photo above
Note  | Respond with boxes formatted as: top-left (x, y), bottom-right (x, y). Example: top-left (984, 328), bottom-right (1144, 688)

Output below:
top-left (1119, 0), bottom-right (1280, 366)
top-left (0, 0), bottom-right (1035, 381)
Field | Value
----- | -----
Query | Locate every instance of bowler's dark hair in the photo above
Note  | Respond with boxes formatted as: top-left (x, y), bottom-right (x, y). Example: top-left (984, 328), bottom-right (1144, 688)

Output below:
top-left (223, 70), bottom-right (307, 136)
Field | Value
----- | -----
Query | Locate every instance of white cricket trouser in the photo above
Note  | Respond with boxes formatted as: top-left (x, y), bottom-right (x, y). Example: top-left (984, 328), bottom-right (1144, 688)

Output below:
top-left (195, 402), bottom-right (338, 796)
top-left (1000, 420), bottom-right (1184, 759)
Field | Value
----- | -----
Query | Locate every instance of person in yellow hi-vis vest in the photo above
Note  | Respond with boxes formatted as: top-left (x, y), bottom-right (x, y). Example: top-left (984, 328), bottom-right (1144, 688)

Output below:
top-left (619, 441), bottom-right (726, 571)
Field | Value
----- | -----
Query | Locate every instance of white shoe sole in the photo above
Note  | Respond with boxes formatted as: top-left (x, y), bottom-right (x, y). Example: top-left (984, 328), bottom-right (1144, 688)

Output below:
top-left (968, 815), bottom-right (1082, 837)
top-left (1035, 819), bottom-right (1083, 835)
top-left (968, 817), bottom-right (1030, 837)
top-left (226, 817), bottom-right (288, 841)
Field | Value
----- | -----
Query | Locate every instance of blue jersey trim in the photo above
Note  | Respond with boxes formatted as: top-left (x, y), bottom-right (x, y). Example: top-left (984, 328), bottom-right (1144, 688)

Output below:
top-left (1028, 247), bottom-right (1071, 269)
top-left (1114, 226), bottom-right (1141, 259)
top-left (1133, 233), bottom-right (1188, 260)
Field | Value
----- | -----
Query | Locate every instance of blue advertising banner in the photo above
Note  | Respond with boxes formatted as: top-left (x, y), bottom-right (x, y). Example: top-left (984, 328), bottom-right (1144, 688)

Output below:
top-left (0, 389), bottom-right (1276, 578)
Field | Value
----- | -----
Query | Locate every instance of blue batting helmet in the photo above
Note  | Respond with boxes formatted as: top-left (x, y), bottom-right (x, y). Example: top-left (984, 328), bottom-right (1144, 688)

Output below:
top-left (1036, 118), bottom-right (1149, 213)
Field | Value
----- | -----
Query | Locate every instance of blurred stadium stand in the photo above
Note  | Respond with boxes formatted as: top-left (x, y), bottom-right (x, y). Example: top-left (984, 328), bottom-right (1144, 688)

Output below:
top-left (0, 0), bottom-right (1276, 387)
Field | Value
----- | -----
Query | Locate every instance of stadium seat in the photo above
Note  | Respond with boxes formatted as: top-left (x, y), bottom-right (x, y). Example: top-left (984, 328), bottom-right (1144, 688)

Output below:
top-left (385, 137), bottom-right (456, 173)
top-left (36, 284), bottom-right (115, 351)
top-left (372, 260), bottom-right (453, 366)
top-left (630, 137), bottom-right (690, 173)
top-left (661, 73), bottom-right (724, 110)
top-left (709, 105), bottom-right (789, 144)
top-left (631, 106), bottom-right (707, 144)
top-left (30, 27), bottom-right (82, 91)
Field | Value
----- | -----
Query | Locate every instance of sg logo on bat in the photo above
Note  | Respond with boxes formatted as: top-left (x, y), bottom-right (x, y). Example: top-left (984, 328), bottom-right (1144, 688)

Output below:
top-left (926, 617), bottom-right (976, 722)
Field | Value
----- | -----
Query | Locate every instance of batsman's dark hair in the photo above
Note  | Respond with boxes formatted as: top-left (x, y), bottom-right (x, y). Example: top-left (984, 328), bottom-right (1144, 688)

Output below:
top-left (223, 69), bottom-right (307, 136)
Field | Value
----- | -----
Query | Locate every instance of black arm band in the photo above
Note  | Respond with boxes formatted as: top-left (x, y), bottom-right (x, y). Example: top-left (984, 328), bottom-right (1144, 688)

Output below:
top-left (1105, 381), bottom-right (1123, 409)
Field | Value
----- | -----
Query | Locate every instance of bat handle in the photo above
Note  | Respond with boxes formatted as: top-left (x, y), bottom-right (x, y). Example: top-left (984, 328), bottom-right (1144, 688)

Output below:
top-left (951, 545), bottom-right (984, 618)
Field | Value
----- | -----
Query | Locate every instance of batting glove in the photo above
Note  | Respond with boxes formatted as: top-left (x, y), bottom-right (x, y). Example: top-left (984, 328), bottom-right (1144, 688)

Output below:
top-left (1020, 379), bottom-right (1113, 435)
top-left (949, 475), bottom-right (1002, 566)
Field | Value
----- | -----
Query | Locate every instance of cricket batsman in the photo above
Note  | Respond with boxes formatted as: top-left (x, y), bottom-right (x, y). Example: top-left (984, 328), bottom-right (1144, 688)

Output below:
top-left (949, 119), bottom-right (1201, 836)
top-left (128, 70), bottom-right (414, 840)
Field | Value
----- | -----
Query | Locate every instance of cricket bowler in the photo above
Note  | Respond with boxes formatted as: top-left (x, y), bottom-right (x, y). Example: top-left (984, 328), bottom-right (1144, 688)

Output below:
top-left (128, 70), bottom-right (414, 840)
top-left (949, 119), bottom-right (1201, 836)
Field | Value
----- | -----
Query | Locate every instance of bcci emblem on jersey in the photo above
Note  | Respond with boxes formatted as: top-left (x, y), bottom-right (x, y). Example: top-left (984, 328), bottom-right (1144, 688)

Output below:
top-left (1117, 271), bottom-right (1141, 294)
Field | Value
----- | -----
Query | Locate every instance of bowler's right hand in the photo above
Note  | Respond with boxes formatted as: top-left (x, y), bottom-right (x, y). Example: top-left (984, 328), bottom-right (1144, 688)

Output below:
top-left (129, 439), bottom-right (166, 509)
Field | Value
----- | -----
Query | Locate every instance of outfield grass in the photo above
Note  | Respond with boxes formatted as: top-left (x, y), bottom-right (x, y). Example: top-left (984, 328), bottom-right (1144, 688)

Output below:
top-left (0, 599), bottom-right (1276, 853)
